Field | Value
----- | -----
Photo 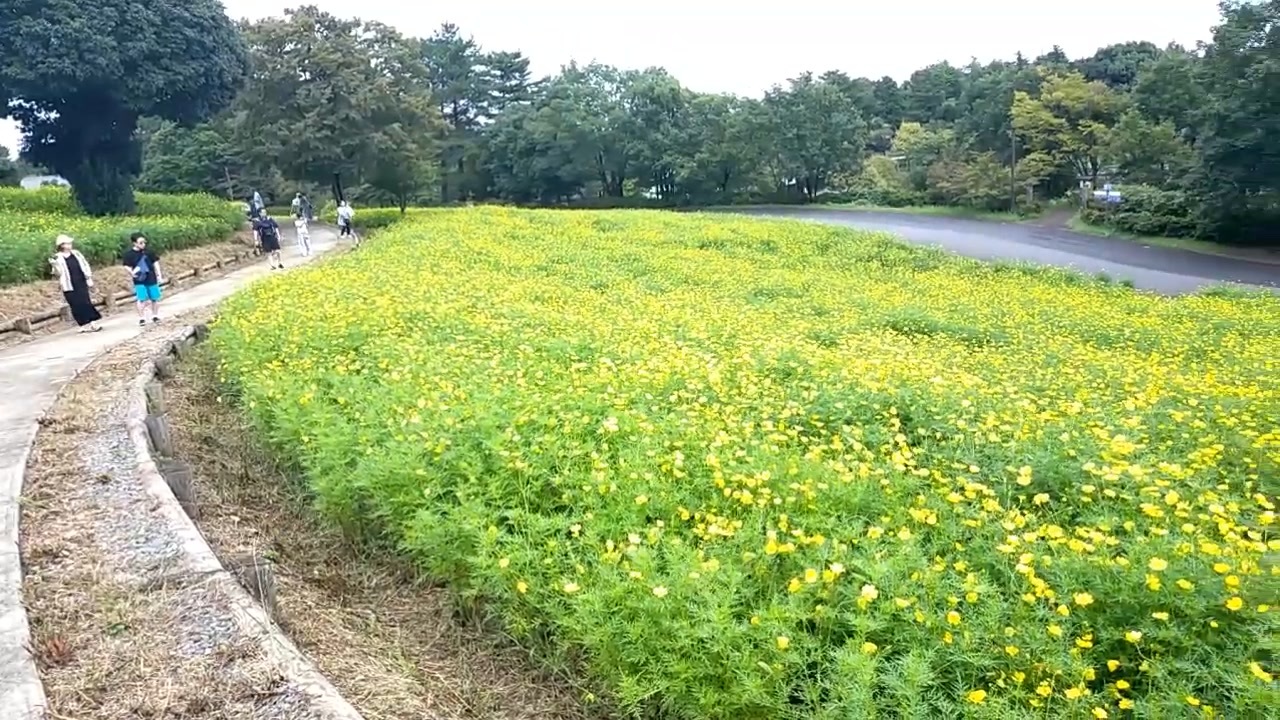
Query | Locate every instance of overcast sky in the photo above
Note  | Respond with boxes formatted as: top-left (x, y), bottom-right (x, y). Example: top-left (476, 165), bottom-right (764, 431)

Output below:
top-left (2, 0), bottom-right (1221, 160)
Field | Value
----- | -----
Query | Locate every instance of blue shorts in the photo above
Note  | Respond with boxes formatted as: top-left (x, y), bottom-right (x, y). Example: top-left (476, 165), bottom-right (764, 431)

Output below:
top-left (134, 284), bottom-right (162, 302)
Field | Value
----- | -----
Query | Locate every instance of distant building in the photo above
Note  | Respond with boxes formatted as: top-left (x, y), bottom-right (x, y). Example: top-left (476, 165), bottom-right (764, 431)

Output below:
top-left (19, 174), bottom-right (69, 190)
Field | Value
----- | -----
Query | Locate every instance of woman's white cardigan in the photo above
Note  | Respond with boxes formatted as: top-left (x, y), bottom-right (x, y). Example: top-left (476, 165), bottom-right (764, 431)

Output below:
top-left (50, 250), bottom-right (95, 292)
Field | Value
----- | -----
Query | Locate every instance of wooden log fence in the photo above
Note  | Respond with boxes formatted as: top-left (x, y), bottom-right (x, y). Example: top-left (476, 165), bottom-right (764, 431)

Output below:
top-left (0, 249), bottom-right (257, 337)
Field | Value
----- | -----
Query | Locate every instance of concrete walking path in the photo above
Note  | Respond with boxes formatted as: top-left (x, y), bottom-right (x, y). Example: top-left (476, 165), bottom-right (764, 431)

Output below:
top-left (0, 226), bottom-right (341, 719)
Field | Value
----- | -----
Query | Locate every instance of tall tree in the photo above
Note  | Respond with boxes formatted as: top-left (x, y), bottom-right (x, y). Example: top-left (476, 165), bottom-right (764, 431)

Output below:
top-left (624, 68), bottom-right (688, 200)
top-left (0, 0), bottom-right (247, 214)
top-left (233, 8), bottom-right (439, 201)
top-left (1075, 41), bottom-right (1164, 89)
top-left (1192, 0), bottom-right (1280, 243)
top-left (1133, 45), bottom-right (1208, 138)
top-left (901, 62), bottom-right (966, 124)
top-left (0, 145), bottom-right (19, 186)
top-left (137, 120), bottom-right (240, 196)
top-left (1011, 70), bottom-right (1127, 188)
top-left (763, 73), bottom-right (868, 201)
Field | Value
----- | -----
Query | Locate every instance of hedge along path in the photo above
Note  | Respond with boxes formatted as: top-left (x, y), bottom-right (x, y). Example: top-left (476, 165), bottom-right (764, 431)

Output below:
top-left (0, 187), bottom-right (246, 287)
top-left (0, 225), bottom-right (337, 720)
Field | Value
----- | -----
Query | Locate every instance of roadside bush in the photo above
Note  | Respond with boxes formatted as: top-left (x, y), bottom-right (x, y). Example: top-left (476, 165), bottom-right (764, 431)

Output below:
top-left (215, 207), bottom-right (1280, 720)
top-left (1080, 185), bottom-right (1198, 238)
top-left (0, 186), bottom-right (241, 224)
top-left (842, 155), bottom-right (924, 207)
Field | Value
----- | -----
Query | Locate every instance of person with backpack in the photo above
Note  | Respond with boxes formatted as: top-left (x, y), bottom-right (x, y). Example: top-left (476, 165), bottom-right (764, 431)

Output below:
top-left (122, 232), bottom-right (164, 326)
top-left (253, 213), bottom-right (285, 269)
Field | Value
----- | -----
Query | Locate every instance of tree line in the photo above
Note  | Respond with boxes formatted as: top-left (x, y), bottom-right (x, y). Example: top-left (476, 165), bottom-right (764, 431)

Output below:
top-left (2, 1), bottom-right (1276, 245)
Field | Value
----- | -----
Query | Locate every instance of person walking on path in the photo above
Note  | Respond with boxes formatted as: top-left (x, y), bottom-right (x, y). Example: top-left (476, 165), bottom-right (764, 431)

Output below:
top-left (122, 232), bottom-right (164, 326)
top-left (300, 193), bottom-right (314, 222)
top-left (337, 201), bottom-right (358, 246)
top-left (49, 235), bottom-right (103, 333)
top-left (254, 213), bottom-right (285, 269)
top-left (293, 211), bottom-right (313, 257)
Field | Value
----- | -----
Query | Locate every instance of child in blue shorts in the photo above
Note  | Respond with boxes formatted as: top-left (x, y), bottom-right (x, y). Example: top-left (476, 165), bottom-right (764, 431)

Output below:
top-left (122, 232), bottom-right (164, 325)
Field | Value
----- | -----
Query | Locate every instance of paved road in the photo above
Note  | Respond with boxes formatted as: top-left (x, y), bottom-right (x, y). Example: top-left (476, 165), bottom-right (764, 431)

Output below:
top-left (730, 208), bottom-right (1280, 294)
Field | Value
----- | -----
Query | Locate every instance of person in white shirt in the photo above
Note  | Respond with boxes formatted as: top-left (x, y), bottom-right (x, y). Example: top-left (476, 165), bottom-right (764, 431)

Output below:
top-left (337, 201), bottom-right (358, 245)
top-left (293, 212), bottom-right (312, 257)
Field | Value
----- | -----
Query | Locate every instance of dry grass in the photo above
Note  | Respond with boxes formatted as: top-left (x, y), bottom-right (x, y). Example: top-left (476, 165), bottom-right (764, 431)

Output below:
top-left (163, 347), bottom-right (597, 720)
top-left (0, 232), bottom-right (258, 347)
top-left (19, 313), bottom-right (316, 719)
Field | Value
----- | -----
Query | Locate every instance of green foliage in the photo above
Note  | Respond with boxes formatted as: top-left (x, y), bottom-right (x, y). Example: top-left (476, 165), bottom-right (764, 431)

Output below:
top-left (214, 208), bottom-right (1280, 719)
top-left (1101, 111), bottom-right (1195, 187)
top-left (763, 73), bottom-right (869, 200)
top-left (0, 187), bottom-right (242, 285)
top-left (111, 2), bottom-right (1279, 246)
top-left (925, 152), bottom-right (1013, 212)
top-left (319, 206), bottom-right (425, 230)
top-left (231, 8), bottom-right (438, 193)
top-left (0, 0), bottom-right (247, 215)
top-left (1190, 0), bottom-right (1280, 244)
top-left (1080, 185), bottom-right (1198, 237)
top-left (841, 156), bottom-right (923, 207)
top-left (1011, 71), bottom-right (1127, 186)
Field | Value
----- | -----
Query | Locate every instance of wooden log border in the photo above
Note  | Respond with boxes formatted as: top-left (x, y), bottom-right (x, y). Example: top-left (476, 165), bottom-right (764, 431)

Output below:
top-left (0, 250), bottom-right (258, 337)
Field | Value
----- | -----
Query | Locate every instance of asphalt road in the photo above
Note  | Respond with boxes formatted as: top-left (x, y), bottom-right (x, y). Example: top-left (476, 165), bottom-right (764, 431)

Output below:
top-left (730, 207), bottom-right (1280, 294)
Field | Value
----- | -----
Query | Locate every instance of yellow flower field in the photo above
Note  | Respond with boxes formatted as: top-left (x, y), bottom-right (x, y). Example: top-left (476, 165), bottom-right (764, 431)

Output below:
top-left (213, 207), bottom-right (1279, 719)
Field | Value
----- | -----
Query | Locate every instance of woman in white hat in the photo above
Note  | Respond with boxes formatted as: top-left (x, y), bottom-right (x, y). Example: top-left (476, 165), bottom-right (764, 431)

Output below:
top-left (49, 235), bottom-right (103, 333)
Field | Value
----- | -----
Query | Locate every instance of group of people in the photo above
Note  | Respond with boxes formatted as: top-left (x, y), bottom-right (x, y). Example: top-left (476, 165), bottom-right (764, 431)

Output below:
top-left (50, 190), bottom-right (361, 336)
top-left (245, 191), bottom-right (359, 270)
top-left (49, 232), bottom-right (164, 334)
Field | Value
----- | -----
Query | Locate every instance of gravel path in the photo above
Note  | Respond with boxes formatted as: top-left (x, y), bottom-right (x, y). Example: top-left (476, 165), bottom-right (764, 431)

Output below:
top-left (20, 329), bottom-right (332, 718)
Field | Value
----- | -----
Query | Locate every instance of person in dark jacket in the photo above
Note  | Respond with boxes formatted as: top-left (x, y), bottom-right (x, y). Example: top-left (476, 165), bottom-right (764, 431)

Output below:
top-left (253, 213), bottom-right (285, 269)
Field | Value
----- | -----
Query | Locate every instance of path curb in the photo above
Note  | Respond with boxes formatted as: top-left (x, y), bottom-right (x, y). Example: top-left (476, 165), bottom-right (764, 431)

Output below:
top-left (123, 325), bottom-right (365, 720)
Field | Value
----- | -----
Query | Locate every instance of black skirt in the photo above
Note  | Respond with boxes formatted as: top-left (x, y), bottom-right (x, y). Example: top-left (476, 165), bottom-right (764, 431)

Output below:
top-left (63, 286), bottom-right (102, 326)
